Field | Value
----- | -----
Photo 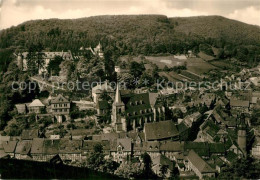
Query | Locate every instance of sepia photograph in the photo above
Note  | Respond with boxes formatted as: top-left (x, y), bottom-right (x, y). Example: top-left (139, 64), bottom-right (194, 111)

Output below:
top-left (0, 0), bottom-right (260, 179)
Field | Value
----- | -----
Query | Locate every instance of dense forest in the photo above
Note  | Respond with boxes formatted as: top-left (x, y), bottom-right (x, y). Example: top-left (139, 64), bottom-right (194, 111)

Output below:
top-left (0, 15), bottom-right (260, 69)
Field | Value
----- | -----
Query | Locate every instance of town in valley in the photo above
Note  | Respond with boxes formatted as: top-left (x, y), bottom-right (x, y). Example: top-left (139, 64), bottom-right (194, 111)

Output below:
top-left (0, 14), bottom-right (260, 179)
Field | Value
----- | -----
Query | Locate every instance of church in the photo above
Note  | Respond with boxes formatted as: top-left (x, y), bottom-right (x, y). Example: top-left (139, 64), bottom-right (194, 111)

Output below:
top-left (111, 83), bottom-right (166, 132)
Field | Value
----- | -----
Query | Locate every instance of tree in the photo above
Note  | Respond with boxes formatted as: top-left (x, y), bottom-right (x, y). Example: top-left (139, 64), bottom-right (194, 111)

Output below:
top-left (86, 143), bottom-right (105, 170)
top-left (172, 108), bottom-right (183, 121)
top-left (130, 61), bottom-right (145, 79)
top-left (27, 43), bottom-right (45, 75)
top-left (47, 55), bottom-right (63, 75)
top-left (141, 152), bottom-right (156, 178)
top-left (160, 165), bottom-right (169, 178)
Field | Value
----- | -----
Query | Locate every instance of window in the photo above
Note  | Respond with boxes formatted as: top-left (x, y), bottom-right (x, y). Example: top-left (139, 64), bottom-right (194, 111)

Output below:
top-left (59, 104), bottom-right (62, 107)
top-left (64, 104), bottom-right (67, 107)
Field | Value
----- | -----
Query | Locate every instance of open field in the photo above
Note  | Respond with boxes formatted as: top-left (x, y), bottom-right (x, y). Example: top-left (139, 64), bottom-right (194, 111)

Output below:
top-left (144, 56), bottom-right (186, 69)
top-left (186, 58), bottom-right (216, 75)
top-left (120, 55), bottom-right (219, 75)
top-left (210, 60), bottom-right (234, 69)
top-left (119, 55), bottom-right (186, 69)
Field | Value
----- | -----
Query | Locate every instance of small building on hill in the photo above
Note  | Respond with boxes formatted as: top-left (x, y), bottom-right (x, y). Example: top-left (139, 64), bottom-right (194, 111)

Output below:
top-left (15, 104), bottom-right (27, 114)
top-left (50, 94), bottom-right (70, 122)
top-left (28, 99), bottom-right (45, 114)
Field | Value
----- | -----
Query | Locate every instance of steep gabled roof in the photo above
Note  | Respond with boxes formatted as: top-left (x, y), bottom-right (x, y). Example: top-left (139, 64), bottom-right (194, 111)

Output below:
top-left (148, 93), bottom-right (159, 107)
top-left (187, 150), bottom-right (216, 173)
top-left (117, 138), bottom-right (132, 152)
top-left (51, 94), bottom-right (69, 104)
top-left (122, 92), bottom-right (152, 114)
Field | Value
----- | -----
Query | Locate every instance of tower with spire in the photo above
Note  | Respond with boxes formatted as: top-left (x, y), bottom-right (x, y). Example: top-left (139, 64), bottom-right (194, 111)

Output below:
top-left (111, 82), bottom-right (126, 132)
top-left (237, 113), bottom-right (247, 158)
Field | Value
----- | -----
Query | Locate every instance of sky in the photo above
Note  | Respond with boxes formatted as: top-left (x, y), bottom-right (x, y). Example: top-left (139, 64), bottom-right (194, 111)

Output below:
top-left (0, 0), bottom-right (260, 30)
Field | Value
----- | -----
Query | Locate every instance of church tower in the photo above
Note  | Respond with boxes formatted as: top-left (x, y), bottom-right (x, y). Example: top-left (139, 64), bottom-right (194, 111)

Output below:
top-left (237, 113), bottom-right (247, 158)
top-left (111, 83), bottom-right (126, 132)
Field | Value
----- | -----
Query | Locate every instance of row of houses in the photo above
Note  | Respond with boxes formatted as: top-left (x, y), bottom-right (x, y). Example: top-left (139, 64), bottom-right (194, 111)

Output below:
top-left (1, 124), bottom-right (241, 178)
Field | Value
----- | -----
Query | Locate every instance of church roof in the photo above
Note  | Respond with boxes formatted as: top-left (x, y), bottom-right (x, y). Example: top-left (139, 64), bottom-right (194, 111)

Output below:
top-left (122, 93), bottom-right (151, 114)
top-left (114, 83), bottom-right (123, 105)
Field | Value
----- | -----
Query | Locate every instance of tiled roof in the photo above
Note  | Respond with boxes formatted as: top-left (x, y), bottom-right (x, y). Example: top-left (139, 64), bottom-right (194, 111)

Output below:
top-left (160, 141), bottom-right (184, 152)
top-left (144, 141), bottom-right (160, 152)
top-left (144, 120), bottom-right (179, 141)
top-left (15, 140), bottom-right (32, 155)
top-left (2, 141), bottom-right (17, 153)
top-left (230, 99), bottom-right (249, 107)
top-left (51, 94), bottom-right (69, 104)
top-left (117, 138), bottom-right (132, 152)
top-left (43, 139), bottom-right (60, 154)
top-left (82, 140), bottom-right (110, 151)
top-left (59, 139), bottom-right (82, 153)
top-left (31, 138), bottom-right (44, 154)
top-left (15, 104), bottom-right (27, 113)
top-left (101, 132), bottom-right (127, 141)
top-left (28, 99), bottom-right (45, 107)
top-left (122, 93), bottom-right (152, 115)
top-left (152, 154), bottom-right (174, 170)
top-left (187, 150), bottom-right (216, 173)
top-left (148, 93), bottom-right (159, 107)
top-left (184, 142), bottom-right (209, 157)
top-left (0, 135), bottom-right (10, 144)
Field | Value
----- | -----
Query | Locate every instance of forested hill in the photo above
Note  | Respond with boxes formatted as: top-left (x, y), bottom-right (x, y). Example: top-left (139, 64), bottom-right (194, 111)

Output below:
top-left (0, 15), bottom-right (259, 53)
top-left (171, 16), bottom-right (260, 45)
top-left (0, 15), bottom-right (260, 73)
